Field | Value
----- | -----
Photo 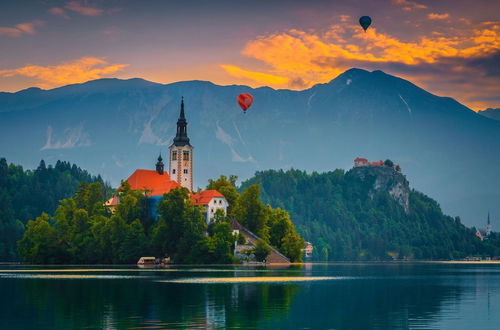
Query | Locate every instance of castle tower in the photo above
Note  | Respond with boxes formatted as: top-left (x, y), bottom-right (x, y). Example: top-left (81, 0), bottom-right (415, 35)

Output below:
top-left (169, 97), bottom-right (193, 191)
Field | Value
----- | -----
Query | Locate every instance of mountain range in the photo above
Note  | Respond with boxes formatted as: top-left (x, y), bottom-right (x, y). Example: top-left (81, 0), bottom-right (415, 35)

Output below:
top-left (0, 68), bottom-right (499, 228)
top-left (478, 108), bottom-right (500, 121)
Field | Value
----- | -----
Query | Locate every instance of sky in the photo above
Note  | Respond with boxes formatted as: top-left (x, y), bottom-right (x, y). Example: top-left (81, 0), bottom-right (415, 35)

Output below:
top-left (0, 0), bottom-right (498, 110)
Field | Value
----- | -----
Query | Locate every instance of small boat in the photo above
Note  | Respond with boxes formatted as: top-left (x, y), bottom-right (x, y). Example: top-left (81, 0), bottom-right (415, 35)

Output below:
top-left (137, 257), bottom-right (159, 267)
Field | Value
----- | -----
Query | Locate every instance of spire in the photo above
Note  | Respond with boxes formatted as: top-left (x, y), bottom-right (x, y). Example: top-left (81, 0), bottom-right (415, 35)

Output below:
top-left (488, 211), bottom-right (490, 225)
top-left (173, 97), bottom-right (190, 146)
top-left (180, 96), bottom-right (185, 120)
top-left (156, 152), bottom-right (164, 175)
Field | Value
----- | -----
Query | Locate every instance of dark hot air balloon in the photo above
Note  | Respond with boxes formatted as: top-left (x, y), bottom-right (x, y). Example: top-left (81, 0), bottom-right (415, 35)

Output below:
top-left (359, 16), bottom-right (372, 32)
top-left (237, 93), bottom-right (253, 113)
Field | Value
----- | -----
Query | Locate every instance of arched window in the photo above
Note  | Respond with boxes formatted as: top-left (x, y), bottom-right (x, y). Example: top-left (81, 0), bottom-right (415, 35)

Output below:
top-left (172, 150), bottom-right (177, 160)
top-left (183, 151), bottom-right (189, 161)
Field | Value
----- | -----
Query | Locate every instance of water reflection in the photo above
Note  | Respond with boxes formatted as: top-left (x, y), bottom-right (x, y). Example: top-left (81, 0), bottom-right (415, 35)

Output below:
top-left (0, 263), bottom-right (498, 329)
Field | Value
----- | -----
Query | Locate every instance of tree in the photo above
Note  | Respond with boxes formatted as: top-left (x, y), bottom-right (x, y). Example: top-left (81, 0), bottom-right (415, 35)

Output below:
top-left (254, 240), bottom-right (270, 262)
top-left (17, 213), bottom-right (58, 264)
top-left (280, 232), bottom-right (304, 262)
top-left (234, 185), bottom-right (268, 240)
top-left (267, 207), bottom-right (293, 249)
top-left (384, 159), bottom-right (394, 167)
top-left (155, 188), bottom-right (207, 263)
top-left (206, 222), bottom-right (236, 264)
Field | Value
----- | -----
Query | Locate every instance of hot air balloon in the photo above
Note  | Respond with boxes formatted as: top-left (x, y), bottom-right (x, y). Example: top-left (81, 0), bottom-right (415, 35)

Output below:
top-left (359, 16), bottom-right (372, 32)
top-left (237, 93), bottom-right (253, 113)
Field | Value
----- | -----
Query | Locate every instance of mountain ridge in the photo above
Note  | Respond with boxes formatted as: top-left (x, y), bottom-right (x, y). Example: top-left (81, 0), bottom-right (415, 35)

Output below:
top-left (0, 68), bottom-right (499, 227)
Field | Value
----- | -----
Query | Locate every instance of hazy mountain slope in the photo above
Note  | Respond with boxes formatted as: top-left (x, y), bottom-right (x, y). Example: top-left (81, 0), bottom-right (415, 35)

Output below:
top-left (478, 108), bottom-right (500, 121)
top-left (0, 68), bottom-right (499, 227)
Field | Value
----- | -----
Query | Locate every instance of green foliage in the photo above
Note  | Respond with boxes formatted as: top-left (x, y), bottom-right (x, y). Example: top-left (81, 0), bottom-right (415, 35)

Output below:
top-left (205, 221), bottom-right (237, 264)
top-left (267, 206), bottom-right (304, 262)
top-left (15, 166), bottom-right (304, 264)
top-left (241, 168), bottom-right (497, 261)
top-left (154, 188), bottom-right (206, 262)
top-left (0, 158), bottom-right (106, 261)
top-left (210, 175), bottom-right (305, 262)
top-left (17, 182), bottom-right (150, 264)
top-left (17, 213), bottom-right (59, 264)
top-left (254, 240), bottom-right (271, 262)
top-left (234, 185), bottom-right (268, 240)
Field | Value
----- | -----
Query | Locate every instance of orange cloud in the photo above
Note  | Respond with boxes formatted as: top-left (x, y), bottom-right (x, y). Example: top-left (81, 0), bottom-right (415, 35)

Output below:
top-left (49, 7), bottom-right (70, 19)
top-left (392, 0), bottom-right (427, 11)
top-left (0, 20), bottom-right (44, 38)
top-left (65, 1), bottom-right (103, 16)
top-left (227, 23), bottom-right (499, 86)
top-left (220, 65), bottom-right (289, 87)
top-left (428, 13), bottom-right (450, 20)
top-left (223, 22), bottom-right (499, 109)
top-left (0, 57), bottom-right (128, 88)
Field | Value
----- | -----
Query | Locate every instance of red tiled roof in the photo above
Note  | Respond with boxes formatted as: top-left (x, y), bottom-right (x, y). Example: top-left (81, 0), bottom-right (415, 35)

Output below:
top-left (126, 169), bottom-right (180, 196)
top-left (371, 160), bottom-right (384, 166)
top-left (355, 157), bottom-right (368, 162)
top-left (191, 190), bottom-right (224, 205)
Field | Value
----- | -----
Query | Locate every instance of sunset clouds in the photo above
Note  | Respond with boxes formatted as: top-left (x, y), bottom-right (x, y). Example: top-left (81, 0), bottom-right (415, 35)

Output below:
top-left (0, 57), bottom-right (128, 88)
top-left (0, 20), bottom-right (44, 37)
top-left (0, 0), bottom-right (498, 110)
top-left (222, 16), bottom-right (499, 109)
top-left (48, 1), bottom-right (105, 19)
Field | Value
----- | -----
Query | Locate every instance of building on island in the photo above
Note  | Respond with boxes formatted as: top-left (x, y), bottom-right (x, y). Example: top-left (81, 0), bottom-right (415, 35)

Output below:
top-left (105, 98), bottom-right (228, 224)
top-left (476, 212), bottom-right (493, 241)
top-left (192, 190), bottom-right (229, 224)
top-left (354, 157), bottom-right (401, 172)
top-left (302, 242), bottom-right (313, 259)
top-left (354, 157), bottom-right (370, 167)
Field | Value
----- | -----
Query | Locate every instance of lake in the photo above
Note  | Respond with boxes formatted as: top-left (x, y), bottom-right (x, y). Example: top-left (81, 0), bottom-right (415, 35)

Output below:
top-left (0, 262), bottom-right (499, 329)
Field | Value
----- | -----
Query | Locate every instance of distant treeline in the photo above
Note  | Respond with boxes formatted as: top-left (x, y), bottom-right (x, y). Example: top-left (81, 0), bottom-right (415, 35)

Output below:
top-left (0, 158), bottom-right (106, 261)
top-left (241, 169), bottom-right (500, 261)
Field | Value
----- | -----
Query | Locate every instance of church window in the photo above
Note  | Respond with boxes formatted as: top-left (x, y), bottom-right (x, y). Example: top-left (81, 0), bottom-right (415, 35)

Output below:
top-left (183, 169), bottom-right (188, 174)
top-left (172, 169), bottom-right (176, 174)
top-left (172, 151), bottom-right (177, 160)
top-left (183, 151), bottom-right (189, 161)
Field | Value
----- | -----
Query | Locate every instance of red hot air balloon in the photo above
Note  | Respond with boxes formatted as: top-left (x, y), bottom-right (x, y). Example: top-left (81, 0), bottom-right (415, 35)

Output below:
top-left (237, 93), bottom-right (253, 113)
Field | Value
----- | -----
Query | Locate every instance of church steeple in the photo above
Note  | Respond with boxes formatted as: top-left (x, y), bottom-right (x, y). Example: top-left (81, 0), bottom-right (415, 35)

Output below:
top-left (168, 97), bottom-right (194, 191)
top-left (156, 153), bottom-right (164, 175)
top-left (173, 97), bottom-right (190, 147)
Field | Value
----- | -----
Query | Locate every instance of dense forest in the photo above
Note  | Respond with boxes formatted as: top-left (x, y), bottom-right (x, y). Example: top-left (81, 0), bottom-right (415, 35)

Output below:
top-left (15, 168), bottom-right (304, 264)
top-left (241, 168), bottom-right (500, 261)
top-left (0, 158), bottom-right (106, 261)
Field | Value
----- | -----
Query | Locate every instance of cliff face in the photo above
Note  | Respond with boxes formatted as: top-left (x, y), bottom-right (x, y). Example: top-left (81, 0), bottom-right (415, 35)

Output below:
top-left (349, 166), bottom-right (410, 213)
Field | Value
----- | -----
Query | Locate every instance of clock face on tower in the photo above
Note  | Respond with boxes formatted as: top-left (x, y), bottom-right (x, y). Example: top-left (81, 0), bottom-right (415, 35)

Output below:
top-left (183, 161), bottom-right (188, 167)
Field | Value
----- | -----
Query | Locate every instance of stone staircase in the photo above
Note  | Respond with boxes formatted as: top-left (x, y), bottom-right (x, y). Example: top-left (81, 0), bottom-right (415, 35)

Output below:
top-left (232, 219), bottom-right (290, 264)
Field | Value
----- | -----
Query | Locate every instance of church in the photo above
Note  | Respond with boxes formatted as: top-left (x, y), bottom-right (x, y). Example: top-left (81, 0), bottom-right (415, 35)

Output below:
top-left (105, 98), bottom-right (228, 224)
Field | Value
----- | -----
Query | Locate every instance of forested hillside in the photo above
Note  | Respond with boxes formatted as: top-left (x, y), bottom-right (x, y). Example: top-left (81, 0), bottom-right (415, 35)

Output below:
top-left (241, 167), bottom-right (500, 260)
top-left (0, 158), bottom-right (106, 260)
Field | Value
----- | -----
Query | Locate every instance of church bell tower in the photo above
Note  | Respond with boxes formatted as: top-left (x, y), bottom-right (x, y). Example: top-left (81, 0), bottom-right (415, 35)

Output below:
top-left (169, 97), bottom-right (193, 191)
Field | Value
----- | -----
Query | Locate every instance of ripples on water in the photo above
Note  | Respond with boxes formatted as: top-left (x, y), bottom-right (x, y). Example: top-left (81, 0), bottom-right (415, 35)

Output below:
top-left (0, 263), bottom-right (499, 329)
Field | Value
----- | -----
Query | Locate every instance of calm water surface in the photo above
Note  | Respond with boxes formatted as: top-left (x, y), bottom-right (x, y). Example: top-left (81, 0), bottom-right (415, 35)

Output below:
top-left (0, 263), bottom-right (499, 329)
